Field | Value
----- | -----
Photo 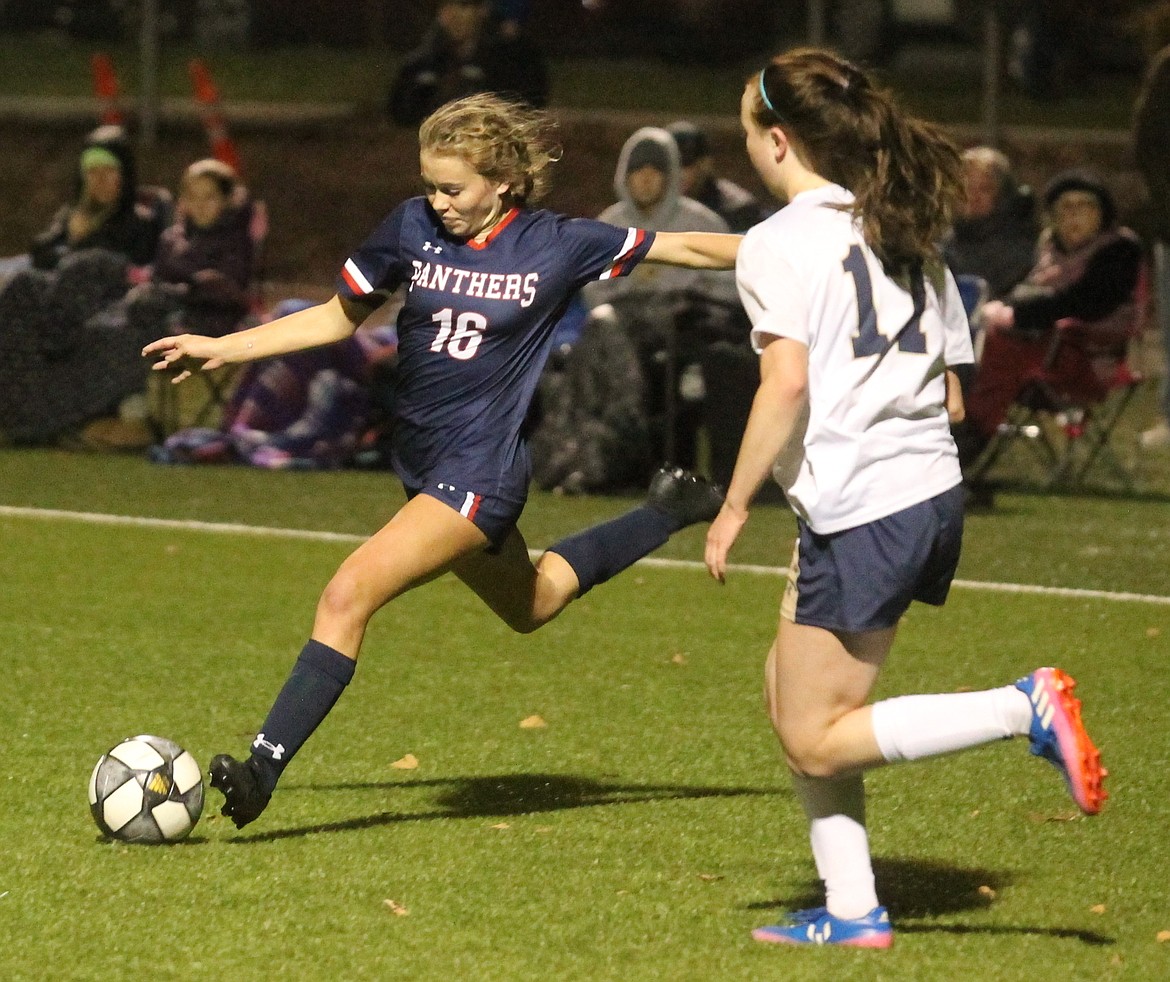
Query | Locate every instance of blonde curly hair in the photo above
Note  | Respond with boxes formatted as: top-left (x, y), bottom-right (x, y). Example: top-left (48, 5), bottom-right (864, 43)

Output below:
top-left (418, 94), bottom-right (562, 205)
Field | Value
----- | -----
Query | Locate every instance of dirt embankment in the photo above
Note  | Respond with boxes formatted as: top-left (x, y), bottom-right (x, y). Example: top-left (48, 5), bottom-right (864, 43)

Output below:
top-left (0, 115), bottom-right (1145, 290)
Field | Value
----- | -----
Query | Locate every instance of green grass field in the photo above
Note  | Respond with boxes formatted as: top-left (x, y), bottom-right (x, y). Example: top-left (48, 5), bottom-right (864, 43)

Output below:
top-left (1, 449), bottom-right (1169, 980)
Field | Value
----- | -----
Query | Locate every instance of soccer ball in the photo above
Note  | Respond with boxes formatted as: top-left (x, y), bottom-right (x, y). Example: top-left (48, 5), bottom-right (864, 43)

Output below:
top-left (88, 735), bottom-right (204, 843)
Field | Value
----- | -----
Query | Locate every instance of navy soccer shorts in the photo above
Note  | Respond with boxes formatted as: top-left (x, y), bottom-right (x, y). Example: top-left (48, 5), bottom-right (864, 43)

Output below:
top-left (781, 484), bottom-right (965, 633)
top-left (405, 478), bottom-right (527, 552)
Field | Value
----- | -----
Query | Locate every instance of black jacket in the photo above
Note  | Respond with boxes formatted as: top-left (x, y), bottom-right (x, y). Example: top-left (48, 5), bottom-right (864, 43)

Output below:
top-left (387, 23), bottom-right (548, 126)
top-left (30, 125), bottom-right (164, 271)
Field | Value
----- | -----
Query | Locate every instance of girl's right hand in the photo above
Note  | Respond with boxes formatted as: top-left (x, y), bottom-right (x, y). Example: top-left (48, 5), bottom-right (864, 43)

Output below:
top-left (141, 334), bottom-right (224, 383)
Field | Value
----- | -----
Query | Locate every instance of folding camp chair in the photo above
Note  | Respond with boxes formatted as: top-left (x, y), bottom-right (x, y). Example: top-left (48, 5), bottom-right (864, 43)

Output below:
top-left (967, 267), bottom-right (1148, 491)
top-left (151, 198), bottom-right (269, 435)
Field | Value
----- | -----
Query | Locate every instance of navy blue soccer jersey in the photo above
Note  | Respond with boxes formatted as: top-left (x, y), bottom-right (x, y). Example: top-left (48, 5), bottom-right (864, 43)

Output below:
top-left (335, 197), bottom-right (656, 497)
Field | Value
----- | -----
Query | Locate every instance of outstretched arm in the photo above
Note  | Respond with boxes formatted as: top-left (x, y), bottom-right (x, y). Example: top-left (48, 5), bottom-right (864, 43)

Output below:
top-left (142, 294), bottom-right (363, 383)
top-left (705, 336), bottom-right (808, 582)
top-left (645, 231), bottom-right (742, 270)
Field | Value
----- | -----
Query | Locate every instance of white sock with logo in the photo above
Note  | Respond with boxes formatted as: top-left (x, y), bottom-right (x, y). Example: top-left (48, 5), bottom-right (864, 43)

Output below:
top-left (791, 772), bottom-right (879, 920)
top-left (870, 685), bottom-right (1033, 763)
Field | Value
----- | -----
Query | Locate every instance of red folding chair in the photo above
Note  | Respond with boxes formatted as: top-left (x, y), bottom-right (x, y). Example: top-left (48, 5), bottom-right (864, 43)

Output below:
top-left (968, 266), bottom-right (1148, 491)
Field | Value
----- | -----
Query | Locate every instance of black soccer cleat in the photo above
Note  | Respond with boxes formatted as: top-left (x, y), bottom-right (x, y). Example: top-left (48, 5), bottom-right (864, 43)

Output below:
top-left (208, 754), bottom-right (271, 829)
top-left (646, 465), bottom-right (724, 528)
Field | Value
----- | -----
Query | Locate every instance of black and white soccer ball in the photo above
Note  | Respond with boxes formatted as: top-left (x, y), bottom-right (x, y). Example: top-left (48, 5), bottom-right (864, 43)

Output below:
top-left (88, 735), bottom-right (204, 843)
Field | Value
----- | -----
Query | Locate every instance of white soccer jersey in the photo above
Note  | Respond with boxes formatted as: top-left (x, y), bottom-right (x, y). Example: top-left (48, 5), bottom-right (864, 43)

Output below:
top-left (736, 183), bottom-right (974, 534)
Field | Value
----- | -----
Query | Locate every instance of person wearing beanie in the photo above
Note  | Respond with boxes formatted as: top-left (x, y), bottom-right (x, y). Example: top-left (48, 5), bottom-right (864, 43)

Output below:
top-left (943, 145), bottom-right (1038, 300)
top-left (0, 125), bottom-right (168, 445)
top-left (667, 119), bottom-right (769, 233)
top-left (30, 124), bottom-right (164, 271)
top-left (956, 167), bottom-right (1143, 488)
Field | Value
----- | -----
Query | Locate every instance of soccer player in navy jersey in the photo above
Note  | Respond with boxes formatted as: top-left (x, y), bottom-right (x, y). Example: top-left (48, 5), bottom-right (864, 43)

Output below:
top-left (143, 93), bottom-right (741, 828)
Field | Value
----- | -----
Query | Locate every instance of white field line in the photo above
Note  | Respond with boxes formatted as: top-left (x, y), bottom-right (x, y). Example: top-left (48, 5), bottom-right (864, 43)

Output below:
top-left (4, 504), bottom-right (1170, 607)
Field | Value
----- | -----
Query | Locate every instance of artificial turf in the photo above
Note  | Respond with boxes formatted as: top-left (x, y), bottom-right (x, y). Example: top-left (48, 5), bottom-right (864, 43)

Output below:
top-left (1, 449), bottom-right (1168, 980)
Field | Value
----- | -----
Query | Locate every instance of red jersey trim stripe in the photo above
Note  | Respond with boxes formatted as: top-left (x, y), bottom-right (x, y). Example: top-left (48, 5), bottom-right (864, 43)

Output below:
top-left (460, 491), bottom-right (482, 521)
top-left (598, 227), bottom-right (645, 280)
top-left (468, 207), bottom-right (520, 251)
top-left (342, 258), bottom-right (374, 295)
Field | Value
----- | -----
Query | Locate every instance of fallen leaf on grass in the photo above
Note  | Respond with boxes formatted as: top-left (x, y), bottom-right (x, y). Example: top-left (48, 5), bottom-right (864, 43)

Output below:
top-left (391, 754), bottom-right (418, 770)
top-left (383, 899), bottom-right (409, 916)
top-left (697, 873), bottom-right (723, 882)
top-left (1157, 930), bottom-right (1170, 943)
top-left (671, 653), bottom-right (688, 665)
top-left (1090, 904), bottom-right (1106, 914)
top-left (489, 822), bottom-right (510, 830)
top-left (977, 885), bottom-right (996, 900)
top-left (519, 714), bottom-right (547, 729)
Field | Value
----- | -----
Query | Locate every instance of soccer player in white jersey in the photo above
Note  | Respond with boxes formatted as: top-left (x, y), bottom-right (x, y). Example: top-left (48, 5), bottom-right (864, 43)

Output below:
top-left (704, 48), bottom-right (1107, 949)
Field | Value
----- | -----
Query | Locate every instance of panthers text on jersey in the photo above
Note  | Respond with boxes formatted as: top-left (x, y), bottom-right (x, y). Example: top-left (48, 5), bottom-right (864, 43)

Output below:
top-left (337, 198), bottom-right (655, 495)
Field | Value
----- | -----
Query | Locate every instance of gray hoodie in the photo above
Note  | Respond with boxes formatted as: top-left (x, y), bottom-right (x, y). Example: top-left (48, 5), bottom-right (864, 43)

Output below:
top-left (582, 126), bottom-right (738, 311)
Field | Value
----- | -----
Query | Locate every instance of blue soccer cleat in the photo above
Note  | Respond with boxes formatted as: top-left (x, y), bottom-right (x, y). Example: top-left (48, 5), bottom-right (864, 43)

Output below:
top-left (752, 906), bottom-right (893, 949)
top-left (1014, 667), bottom-right (1108, 815)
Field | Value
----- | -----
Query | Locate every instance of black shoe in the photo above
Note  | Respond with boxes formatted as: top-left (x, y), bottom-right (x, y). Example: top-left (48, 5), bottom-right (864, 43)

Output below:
top-left (208, 754), bottom-right (271, 829)
top-left (646, 465), bottom-right (724, 528)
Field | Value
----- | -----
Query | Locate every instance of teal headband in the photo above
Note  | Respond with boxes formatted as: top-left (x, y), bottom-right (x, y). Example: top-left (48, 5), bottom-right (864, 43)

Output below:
top-left (758, 69), bottom-right (776, 115)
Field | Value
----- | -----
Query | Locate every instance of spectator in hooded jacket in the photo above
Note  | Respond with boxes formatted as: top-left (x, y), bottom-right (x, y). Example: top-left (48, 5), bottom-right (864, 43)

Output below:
top-left (944, 146), bottom-right (1038, 300)
top-left (579, 126), bottom-right (741, 474)
top-left (387, 0), bottom-right (548, 127)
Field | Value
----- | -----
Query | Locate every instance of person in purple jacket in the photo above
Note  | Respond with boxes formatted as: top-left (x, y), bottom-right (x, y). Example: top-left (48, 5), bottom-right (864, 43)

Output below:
top-left (143, 93), bottom-right (739, 829)
top-left (129, 158), bottom-right (255, 339)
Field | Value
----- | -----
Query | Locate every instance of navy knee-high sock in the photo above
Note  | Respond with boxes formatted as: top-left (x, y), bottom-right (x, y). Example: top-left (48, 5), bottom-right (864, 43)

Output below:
top-left (548, 505), bottom-right (678, 597)
top-left (248, 638), bottom-right (355, 794)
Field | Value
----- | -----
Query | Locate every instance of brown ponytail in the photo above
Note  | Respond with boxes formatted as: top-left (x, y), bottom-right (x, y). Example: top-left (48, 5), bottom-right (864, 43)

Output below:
top-left (753, 48), bottom-right (963, 271)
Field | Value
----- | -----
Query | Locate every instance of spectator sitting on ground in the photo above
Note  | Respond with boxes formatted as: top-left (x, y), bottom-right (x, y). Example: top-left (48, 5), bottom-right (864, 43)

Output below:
top-left (150, 299), bottom-right (399, 470)
top-left (943, 145), bottom-right (1038, 300)
top-left (955, 169), bottom-right (1143, 474)
top-left (124, 157), bottom-right (255, 342)
top-left (666, 119), bottom-right (770, 233)
top-left (0, 125), bottom-right (168, 445)
top-left (387, 0), bottom-right (548, 127)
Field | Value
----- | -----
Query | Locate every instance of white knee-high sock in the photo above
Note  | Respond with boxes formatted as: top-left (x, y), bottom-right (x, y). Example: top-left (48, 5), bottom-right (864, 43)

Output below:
top-left (870, 684), bottom-right (1032, 763)
top-left (791, 772), bottom-right (878, 920)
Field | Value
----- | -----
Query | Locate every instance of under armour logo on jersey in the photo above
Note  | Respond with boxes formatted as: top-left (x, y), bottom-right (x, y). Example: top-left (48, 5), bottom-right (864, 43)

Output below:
top-left (423, 241), bottom-right (443, 254)
top-left (253, 733), bottom-right (285, 760)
